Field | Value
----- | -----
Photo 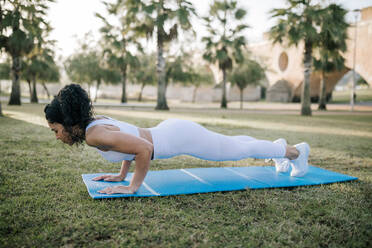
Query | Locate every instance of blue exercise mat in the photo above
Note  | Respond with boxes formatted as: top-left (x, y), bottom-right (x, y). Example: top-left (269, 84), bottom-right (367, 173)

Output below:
top-left (82, 165), bottom-right (357, 199)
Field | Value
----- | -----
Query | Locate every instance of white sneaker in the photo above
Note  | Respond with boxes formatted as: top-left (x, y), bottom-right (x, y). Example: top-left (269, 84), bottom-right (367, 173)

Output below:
top-left (273, 138), bottom-right (290, 173)
top-left (290, 142), bottom-right (310, 177)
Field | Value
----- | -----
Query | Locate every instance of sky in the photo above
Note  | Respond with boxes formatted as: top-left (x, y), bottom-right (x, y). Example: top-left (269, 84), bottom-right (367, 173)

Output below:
top-left (47, 0), bottom-right (372, 58)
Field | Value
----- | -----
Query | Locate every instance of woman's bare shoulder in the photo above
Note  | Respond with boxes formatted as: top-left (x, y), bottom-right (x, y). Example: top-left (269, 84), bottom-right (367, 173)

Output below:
top-left (85, 125), bottom-right (107, 146)
top-left (85, 123), bottom-right (121, 146)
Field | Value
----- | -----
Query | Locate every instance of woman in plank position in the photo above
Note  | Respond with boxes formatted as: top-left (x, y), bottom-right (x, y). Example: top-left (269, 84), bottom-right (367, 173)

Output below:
top-left (45, 84), bottom-right (310, 194)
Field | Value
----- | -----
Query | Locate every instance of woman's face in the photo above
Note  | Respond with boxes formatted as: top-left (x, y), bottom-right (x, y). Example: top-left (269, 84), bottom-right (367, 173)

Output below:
top-left (48, 122), bottom-right (73, 145)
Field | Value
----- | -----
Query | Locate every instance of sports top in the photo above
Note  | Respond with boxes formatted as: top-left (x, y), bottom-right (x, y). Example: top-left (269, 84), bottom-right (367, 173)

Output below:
top-left (85, 116), bottom-right (139, 162)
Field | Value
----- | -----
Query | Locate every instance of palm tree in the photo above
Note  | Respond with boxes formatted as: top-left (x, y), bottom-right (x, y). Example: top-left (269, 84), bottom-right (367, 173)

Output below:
top-left (65, 51), bottom-right (100, 98)
top-left (202, 0), bottom-right (249, 108)
top-left (183, 61), bottom-right (214, 104)
top-left (124, 0), bottom-right (196, 110)
top-left (65, 39), bottom-right (120, 102)
top-left (0, 0), bottom-right (53, 105)
top-left (129, 53), bottom-right (157, 102)
top-left (314, 4), bottom-right (348, 110)
top-left (64, 52), bottom-right (92, 93)
top-left (97, 67), bottom-right (121, 103)
top-left (23, 43), bottom-right (59, 103)
top-left (96, 1), bottom-right (143, 103)
top-left (229, 58), bottom-right (265, 109)
top-left (165, 55), bottom-right (192, 89)
top-left (166, 51), bottom-right (214, 103)
top-left (38, 55), bottom-right (60, 100)
top-left (269, 0), bottom-right (327, 116)
top-left (189, 67), bottom-right (214, 104)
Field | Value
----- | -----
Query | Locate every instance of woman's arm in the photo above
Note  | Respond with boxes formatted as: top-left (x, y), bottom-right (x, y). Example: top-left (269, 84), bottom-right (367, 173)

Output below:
top-left (92, 160), bottom-right (132, 182)
top-left (119, 160), bottom-right (132, 179)
top-left (86, 126), bottom-right (153, 194)
top-left (127, 147), bottom-right (152, 192)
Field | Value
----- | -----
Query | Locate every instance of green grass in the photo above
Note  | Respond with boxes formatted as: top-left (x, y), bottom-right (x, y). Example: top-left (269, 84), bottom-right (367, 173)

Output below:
top-left (1, 104), bottom-right (372, 247)
top-left (331, 88), bottom-right (372, 103)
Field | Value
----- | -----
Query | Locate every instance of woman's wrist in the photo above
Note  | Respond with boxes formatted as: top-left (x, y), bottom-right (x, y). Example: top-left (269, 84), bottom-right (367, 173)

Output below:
top-left (127, 185), bottom-right (137, 193)
top-left (119, 161), bottom-right (131, 179)
top-left (117, 173), bottom-right (126, 180)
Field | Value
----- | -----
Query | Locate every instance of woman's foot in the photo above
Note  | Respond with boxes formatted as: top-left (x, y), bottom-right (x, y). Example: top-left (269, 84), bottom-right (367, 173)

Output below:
top-left (290, 142), bottom-right (310, 177)
top-left (273, 138), bottom-right (290, 173)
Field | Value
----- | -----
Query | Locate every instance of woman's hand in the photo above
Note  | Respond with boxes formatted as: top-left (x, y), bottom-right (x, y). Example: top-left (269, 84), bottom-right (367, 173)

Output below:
top-left (92, 174), bottom-right (124, 182)
top-left (98, 186), bottom-right (134, 194)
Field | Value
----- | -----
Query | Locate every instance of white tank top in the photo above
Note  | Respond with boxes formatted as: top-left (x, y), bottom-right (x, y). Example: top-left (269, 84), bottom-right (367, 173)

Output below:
top-left (85, 116), bottom-right (139, 162)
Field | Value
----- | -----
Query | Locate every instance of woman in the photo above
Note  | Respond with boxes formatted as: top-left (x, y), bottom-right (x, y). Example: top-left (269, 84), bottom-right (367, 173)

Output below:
top-left (44, 84), bottom-right (310, 195)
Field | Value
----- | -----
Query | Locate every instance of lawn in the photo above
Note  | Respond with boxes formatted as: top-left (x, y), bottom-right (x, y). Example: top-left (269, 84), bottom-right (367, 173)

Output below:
top-left (1, 103), bottom-right (371, 247)
top-left (331, 87), bottom-right (372, 103)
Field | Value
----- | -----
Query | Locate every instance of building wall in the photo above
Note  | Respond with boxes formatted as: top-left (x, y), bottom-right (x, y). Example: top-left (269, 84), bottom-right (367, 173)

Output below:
top-left (343, 7), bottom-right (372, 87)
top-left (248, 6), bottom-right (372, 102)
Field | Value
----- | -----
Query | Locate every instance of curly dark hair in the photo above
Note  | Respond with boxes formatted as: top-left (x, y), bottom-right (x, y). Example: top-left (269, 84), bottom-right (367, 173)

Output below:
top-left (44, 84), bottom-right (95, 145)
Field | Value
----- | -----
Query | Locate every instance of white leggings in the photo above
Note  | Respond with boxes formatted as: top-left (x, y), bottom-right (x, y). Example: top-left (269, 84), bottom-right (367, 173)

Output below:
top-left (149, 119), bottom-right (286, 161)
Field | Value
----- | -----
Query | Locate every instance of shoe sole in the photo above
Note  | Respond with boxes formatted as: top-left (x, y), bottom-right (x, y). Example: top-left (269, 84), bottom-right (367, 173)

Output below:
top-left (290, 142), bottom-right (310, 177)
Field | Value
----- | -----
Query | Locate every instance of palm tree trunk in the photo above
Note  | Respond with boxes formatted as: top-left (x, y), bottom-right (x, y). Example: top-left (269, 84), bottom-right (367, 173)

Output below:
top-left (121, 66), bottom-right (127, 103)
top-left (221, 68), bottom-right (227, 108)
top-left (31, 76), bottom-right (38, 103)
top-left (192, 86), bottom-right (198, 103)
top-left (27, 79), bottom-right (32, 100)
top-left (239, 88), bottom-right (243, 110)
top-left (8, 55), bottom-right (21, 105)
top-left (318, 71), bottom-right (327, 110)
top-left (155, 39), bottom-right (169, 109)
top-left (94, 79), bottom-right (101, 102)
top-left (155, 39), bottom-right (169, 110)
top-left (41, 83), bottom-right (51, 99)
top-left (301, 40), bottom-right (312, 116)
top-left (138, 83), bottom-right (145, 102)
top-left (155, 2), bottom-right (169, 110)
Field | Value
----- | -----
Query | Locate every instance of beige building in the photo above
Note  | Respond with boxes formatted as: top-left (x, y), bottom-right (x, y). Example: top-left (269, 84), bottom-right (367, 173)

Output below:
top-left (249, 6), bottom-right (372, 102)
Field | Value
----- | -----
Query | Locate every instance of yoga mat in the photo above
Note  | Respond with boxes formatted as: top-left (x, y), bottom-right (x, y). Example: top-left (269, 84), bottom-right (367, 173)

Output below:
top-left (82, 165), bottom-right (358, 199)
